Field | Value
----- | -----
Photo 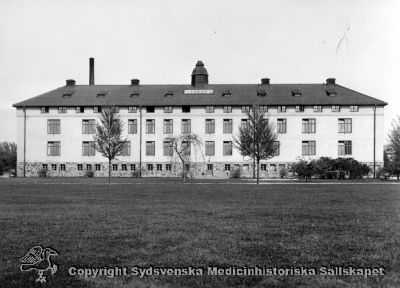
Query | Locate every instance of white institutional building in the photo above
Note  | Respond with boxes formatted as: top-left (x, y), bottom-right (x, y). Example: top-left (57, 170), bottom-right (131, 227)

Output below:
top-left (14, 59), bottom-right (387, 178)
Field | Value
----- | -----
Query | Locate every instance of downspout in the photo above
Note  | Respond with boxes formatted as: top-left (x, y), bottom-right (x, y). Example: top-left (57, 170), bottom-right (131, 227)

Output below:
top-left (373, 105), bottom-right (376, 179)
top-left (23, 106), bottom-right (26, 177)
top-left (139, 105), bottom-right (142, 178)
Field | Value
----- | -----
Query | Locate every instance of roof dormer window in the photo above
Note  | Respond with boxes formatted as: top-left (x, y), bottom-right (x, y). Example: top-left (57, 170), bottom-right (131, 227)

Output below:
top-left (130, 92), bottom-right (140, 98)
top-left (326, 88), bottom-right (337, 97)
top-left (165, 91), bottom-right (174, 97)
top-left (292, 89), bottom-right (302, 96)
top-left (257, 88), bottom-right (267, 97)
top-left (97, 90), bottom-right (108, 98)
top-left (62, 90), bottom-right (74, 98)
top-left (222, 89), bottom-right (231, 97)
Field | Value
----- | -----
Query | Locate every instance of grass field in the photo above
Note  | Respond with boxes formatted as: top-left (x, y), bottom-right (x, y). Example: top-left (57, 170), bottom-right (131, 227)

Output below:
top-left (1, 179), bottom-right (400, 287)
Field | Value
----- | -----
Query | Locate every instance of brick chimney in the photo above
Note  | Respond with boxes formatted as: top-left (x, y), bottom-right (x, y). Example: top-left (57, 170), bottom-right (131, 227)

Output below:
top-left (66, 79), bottom-right (76, 86)
top-left (131, 79), bottom-right (140, 85)
top-left (89, 58), bottom-right (95, 85)
top-left (261, 78), bottom-right (270, 85)
top-left (326, 78), bottom-right (336, 85)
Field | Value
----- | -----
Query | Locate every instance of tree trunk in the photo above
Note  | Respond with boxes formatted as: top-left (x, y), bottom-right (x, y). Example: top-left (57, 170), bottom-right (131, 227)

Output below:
top-left (256, 159), bottom-right (260, 184)
top-left (108, 159), bottom-right (111, 185)
top-left (182, 161), bottom-right (186, 182)
top-left (253, 157), bottom-right (256, 179)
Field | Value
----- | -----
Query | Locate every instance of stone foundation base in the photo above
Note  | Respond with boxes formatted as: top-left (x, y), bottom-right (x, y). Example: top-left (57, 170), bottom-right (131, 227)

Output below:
top-left (16, 161), bottom-right (291, 178)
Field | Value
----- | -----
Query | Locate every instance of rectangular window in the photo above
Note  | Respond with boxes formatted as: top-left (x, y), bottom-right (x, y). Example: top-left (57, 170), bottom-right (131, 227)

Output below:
top-left (146, 119), bottom-right (155, 134)
top-left (120, 142), bottom-right (131, 156)
top-left (146, 141), bottom-right (155, 156)
top-left (181, 119), bottom-right (191, 134)
top-left (207, 164), bottom-right (213, 171)
top-left (128, 119), bottom-right (138, 134)
top-left (128, 106), bottom-right (137, 113)
top-left (163, 119), bottom-right (173, 134)
top-left (156, 164), bottom-right (162, 171)
top-left (205, 119), bottom-right (215, 134)
top-left (76, 107), bottom-right (84, 113)
top-left (112, 164), bottom-right (118, 171)
top-left (223, 119), bottom-right (233, 133)
top-left (58, 107), bottom-right (67, 113)
top-left (163, 141), bottom-right (173, 156)
top-left (295, 105), bottom-right (304, 112)
top-left (338, 141), bottom-right (352, 155)
top-left (47, 119), bottom-right (61, 134)
top-left (94, 106), bottom-right (102, 113)
top-left (60, 164), bottom-right (65, 171)
top-left (82, 141), bottom-right (95, 156)
top-left (273, 141), bottom-right (280, 156)
top-left (77, 164), bottom-right (82, 171)
top-left (130, 164), bottom-right (136, 171)
top-left (47, 141), bottom-right (60, 156)
top-left (224, 164), bottom-right (231, 171)
top-left (241, 119), bottom-right (249, 130)
top-left (182, 106), bottom-right (191, 113)
top-left (223, 106), bottom-right (232, 113)
top-left (277, 106), bottom-right (286, 113)
top-left (86, 164), bottom-right (92, 171)
top-left (164, 106), bottom-right (173, 113)
top-left (302, 141), bottom-right (316, 156)
top-left (205, 106), bottom-right (214, 113)
top-left (121, 164), bottom-right (127, 171)
top-left (331, 105), bottom-right (340, 112)
top-left (277, 119), bottom-right (287, 133)
top-left (261, 164), bottom-right (267, 171)
top-left (313, 106), bottom-right (322, 112)
top-left (147, 164), bottom-right (153, 171)
top-left (205, 141), bottom-right (215, 156)
top-left (51, 164), bottom-right (57, 171)
top-left (42, 164), bottom-right (48, 170)
top-left (82, 119), bottom-right (96, 134)
top-left (302, 118), bottom-right (316, 133)
top-left (338, 118), bottom-right (352, 133)
top-left (95, 164), bottom-right (101, 171)
top-left (350, 105), bottom-right (359, 112)
top-left (182, 141), bottom-right (191, 156)
top-left (260, 105), bottom-right (268, 112)
top-left (241, 106), bottom-right (250, 113)
top-left (270, 164), bottom-right (277, 171)
top-left (166, 164), bottom-right (171, 171)
top-left (146, 106), bottom-right (155, 113)
top-left (223, 141), bottom-right (232, 156)
top-left (41, 107), bottom-right (49, 113)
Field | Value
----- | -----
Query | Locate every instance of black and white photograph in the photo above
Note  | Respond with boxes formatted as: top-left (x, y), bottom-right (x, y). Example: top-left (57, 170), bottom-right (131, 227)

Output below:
top-left (1, 0), bottom-right (400, 287)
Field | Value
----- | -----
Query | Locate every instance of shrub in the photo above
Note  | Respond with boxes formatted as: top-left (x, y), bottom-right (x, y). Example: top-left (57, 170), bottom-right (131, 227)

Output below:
top-left (131, 170), bottom-right (141, 178)
top-left (38, 168), bottom-right (47, 177)
top-left (292, 160), bottom-right (314, 181)
top-left (85, 170), bottom-right (94, 178)
top-left (231, 169), bottom-right (241, 179)
top-left (279, 167), bottom-right (288, 179)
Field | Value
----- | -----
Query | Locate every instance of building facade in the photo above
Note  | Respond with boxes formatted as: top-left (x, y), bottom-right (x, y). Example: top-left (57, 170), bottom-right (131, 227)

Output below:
top-left (14, 59), bottom-right (387, 178)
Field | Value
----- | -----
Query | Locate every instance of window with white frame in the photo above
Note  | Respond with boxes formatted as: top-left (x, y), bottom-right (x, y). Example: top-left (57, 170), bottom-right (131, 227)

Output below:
top-left (277, 106), bottom-right (286, 112)
top-left (223, 106), bottom-right (232, 113)
top-left (163, 141), bottom-right (173, 156)
top-left (223, 119), bottom-right (233, 133)
top-left (146, 119), bottom-right (155, 134)
top-left (120, 142), bottom-right (131, 156)
top-left (128, 119), bottom-right (138, 134)
top-left (331, 105), bottom-right (340, 112)
top-left (223, 141), bottom-right (232, 156)
top-left (338, 141), bottom-right (352, 155)
top-left (146, 141), bottom-right (155, 156)
top-left (338, 118), bottom-right (352, 133)
top-left (205, 141), bottom-right (215, 156)
top-left (181, 119), bottom-right (191, 134)
top-left (241, 106), bottom-right (250, 113)
top-left (295, 105), bottom-right (304, 112)
top-left (164, 106), bottom-right (173, 113)
top-left (302, 118), bottom-right (316, 133)
top-left (163, 119), bottom-right (173, 134)
top-left (82, 141), bottom-right (95, 156)
top-left (302, 141), bottom-right (316, 156)
top-left (205, 106), bottom-right (214, 113)
top-left (349, 105), bottom-right (359, 112)
top-left (205, 119), bottom-right (215, 134)
top-left (47, 141), bottom-right (60, 156)
top-left (58, 107), bottom-right (67, 113)
top-left (277, 119), bottom-right (286, 133)
top-left (82, 119), bottom-right (96, 134)
top-left (128, 106), bottom-right (137, 113)
top-left (47, 119), bottom-right (60, 134)
top-left (313, 106), bottom-right (322, 112)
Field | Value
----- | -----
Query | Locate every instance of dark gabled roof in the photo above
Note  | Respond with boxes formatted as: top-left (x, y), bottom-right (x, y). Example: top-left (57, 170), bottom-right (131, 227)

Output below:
top-left (13, 83), bottom-right (387, 107)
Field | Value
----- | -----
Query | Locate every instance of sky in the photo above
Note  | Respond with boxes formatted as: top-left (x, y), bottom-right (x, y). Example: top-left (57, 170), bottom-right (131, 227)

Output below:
top-left (1, 0), bottom-right (399, 143)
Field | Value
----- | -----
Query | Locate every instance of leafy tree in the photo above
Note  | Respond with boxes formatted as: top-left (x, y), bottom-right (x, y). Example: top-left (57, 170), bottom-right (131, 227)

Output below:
top-left (165, 133), bottom-right (202, 181)
top-left (93, 106), bottom-right (126, 184)
top-left (387, 116), bottom-right (400, 180)
top-left (234, 105), bottom-right (279, 184)
top-left (0, 141), bottom-right (17, 170)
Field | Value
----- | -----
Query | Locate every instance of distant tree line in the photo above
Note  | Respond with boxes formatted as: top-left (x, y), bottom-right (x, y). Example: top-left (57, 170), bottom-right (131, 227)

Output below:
top-left (380, 116), bottom-right (400, 180)
top-left (292, 157), bottom-right (370, 181)
top-left (0, 142), bottom-right (17, 175)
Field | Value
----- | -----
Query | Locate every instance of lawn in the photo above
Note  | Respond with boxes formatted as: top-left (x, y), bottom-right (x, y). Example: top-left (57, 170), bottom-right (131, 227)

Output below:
top-left (1, 179), bottom-right (400, 287)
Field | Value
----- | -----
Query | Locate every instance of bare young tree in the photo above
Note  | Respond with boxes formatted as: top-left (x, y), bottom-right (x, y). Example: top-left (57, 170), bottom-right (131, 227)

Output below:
top-left (93, 106), bottom-right (126, 184)
top-left (234, 105), bottom-right (279, 184)
top-left (387, 115), bottom-right (400, 180)
top-left (165, 133), bottom-right (202, 181)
